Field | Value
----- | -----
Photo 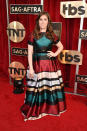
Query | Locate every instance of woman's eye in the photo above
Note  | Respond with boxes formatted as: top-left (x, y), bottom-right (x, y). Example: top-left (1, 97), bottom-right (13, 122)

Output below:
top-left (44, 18), bottom-right (47, 21)
top-left (39, 18), bottom-right (47, 21)
top-left (40, 18), bottom-right (42, 21)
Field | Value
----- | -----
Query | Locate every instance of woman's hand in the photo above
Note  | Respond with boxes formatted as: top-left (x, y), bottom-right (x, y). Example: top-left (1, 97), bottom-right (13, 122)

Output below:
top-left (29, 69), bottom-right (35, 79)
top-left (47, 51), bottom-right (57, 58)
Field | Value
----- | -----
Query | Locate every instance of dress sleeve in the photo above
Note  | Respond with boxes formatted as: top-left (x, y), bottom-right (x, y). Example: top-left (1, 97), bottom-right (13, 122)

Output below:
top-left (53, 34), bottom-right (59, 45)
top-left (28, 33), bottom-right (34, 46)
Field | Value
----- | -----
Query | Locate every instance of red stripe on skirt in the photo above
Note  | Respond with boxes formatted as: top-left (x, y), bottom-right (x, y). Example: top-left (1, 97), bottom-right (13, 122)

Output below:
top-left (33, 59), bottom-right (60, 73)
top-left (21, 101), bottom-right (65, 118)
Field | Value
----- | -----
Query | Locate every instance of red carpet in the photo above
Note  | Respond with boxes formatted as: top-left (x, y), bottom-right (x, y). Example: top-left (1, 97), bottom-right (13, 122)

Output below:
top-left (0, 75), bottom-right (87, 131)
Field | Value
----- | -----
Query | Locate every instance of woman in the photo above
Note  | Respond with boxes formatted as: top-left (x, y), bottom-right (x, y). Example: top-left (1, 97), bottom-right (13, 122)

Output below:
top-left (21, 11), bottom-right (66, 121)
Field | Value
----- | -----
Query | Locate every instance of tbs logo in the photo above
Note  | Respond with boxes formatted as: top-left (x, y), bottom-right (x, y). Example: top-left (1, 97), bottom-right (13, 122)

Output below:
top-left (58, 50), bottom-right (83, 65)
top-left (60, 1), bottom-right (87, 18)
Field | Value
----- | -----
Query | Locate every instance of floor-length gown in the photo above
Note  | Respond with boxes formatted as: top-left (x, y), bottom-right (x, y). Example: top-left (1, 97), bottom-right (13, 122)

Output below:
top-left (21, 32), bottom-right (66, 121)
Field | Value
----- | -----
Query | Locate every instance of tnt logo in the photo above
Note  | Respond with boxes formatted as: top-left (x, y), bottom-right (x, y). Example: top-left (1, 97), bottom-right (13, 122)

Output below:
top-left (58, 50), bottom-right (83, 65)
top-left (7, 21), bottom-right (25, 43)
top-left (8, 61), bottom-right (26, 79)
top-left (60, 1), bottom-right (87, 18)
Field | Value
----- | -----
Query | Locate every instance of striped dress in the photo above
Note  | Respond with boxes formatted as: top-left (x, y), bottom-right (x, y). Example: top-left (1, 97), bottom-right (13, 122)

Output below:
top-left (21, 32), bottom-right (66, 121)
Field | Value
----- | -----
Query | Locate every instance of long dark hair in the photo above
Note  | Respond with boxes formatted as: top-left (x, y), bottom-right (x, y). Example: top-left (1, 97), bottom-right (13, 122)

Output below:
top-left (33, 11), bottom-right (55, 41)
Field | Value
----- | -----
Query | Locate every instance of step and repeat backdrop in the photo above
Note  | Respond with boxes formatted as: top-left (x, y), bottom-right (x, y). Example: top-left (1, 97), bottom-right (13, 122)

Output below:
top-left (6, 0), bottom-right (87, 96)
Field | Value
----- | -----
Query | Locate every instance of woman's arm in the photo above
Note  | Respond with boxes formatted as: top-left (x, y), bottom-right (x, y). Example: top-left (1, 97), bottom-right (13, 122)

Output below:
top-left (47, 41), bottom-right (63, 57)
top-left (28, 44), bottom-right (34, 78)
top-left (54, 41), bottom-right (63, 56)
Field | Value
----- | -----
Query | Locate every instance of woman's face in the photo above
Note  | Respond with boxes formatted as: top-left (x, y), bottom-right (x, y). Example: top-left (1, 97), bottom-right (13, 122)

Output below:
top-left (39, 15), bottom-right (48, 30)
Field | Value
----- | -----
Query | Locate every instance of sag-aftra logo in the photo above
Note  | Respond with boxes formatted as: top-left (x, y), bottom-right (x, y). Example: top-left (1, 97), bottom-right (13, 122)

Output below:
top-left (60, 1), bottom-right (87, 18)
